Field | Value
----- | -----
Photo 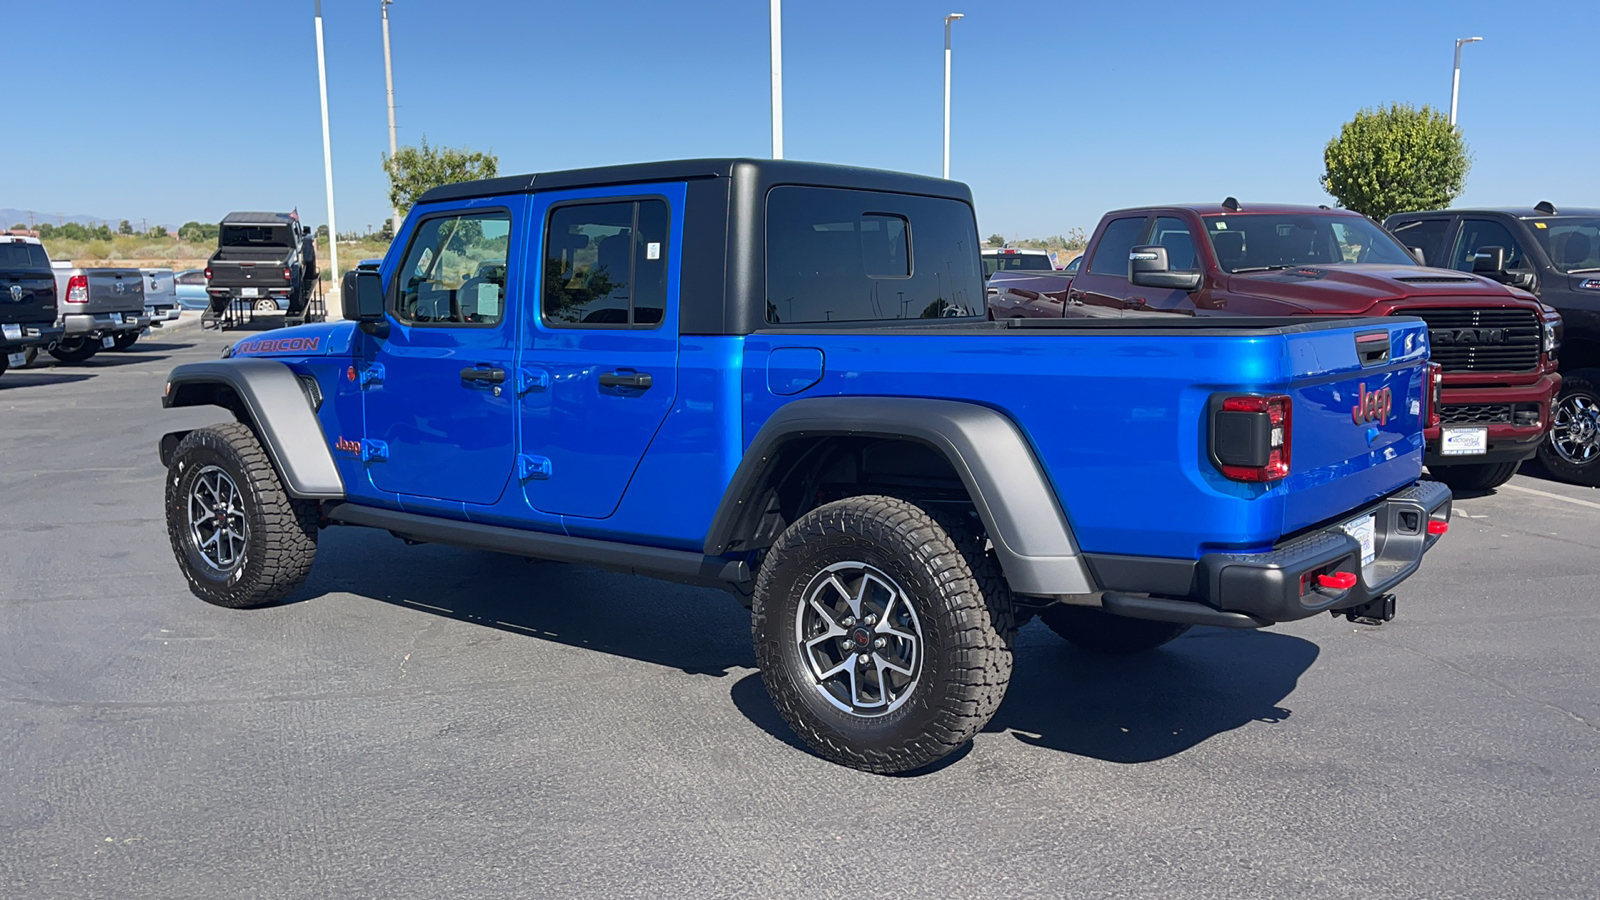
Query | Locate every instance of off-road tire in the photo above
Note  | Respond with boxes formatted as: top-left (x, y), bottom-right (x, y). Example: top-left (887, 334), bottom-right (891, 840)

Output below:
top-left (752, 496), bottom-right (1014, 774)
top-left (1039, 604), bottom-right (1192, 655)
top-left (48, 336), bottom-right (99, 363)
top-left (253, 298), bottom-right (279, 313)
top-left (165, 422), bottom-right (318, 608)
top-left (111, 331), bottom-right (140, 351)
top-left (1537, 369), bottom-right (1600, 487)
top-left (1426, 460), bottom-right (1520, 493)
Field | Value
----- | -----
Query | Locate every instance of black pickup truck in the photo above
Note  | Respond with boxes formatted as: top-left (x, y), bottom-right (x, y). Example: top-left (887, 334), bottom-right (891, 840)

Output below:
top-left (1386, 204), bottom-right (1600, 485)
top-left (203, 212), bottom-right (318, 321)
top-left (0, 236), bottom-right (64, 376)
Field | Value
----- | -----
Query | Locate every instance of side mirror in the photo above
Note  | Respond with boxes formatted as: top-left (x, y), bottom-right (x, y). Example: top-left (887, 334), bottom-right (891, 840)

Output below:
top-left (1407, 246), bottom-right (1427, 265)
top-left (341, 269), bottom-right (389, 337)
top-left (1129, 245), bottom-right (1203, 291)
top-left (1472, 246), bottom-right (1507, 274)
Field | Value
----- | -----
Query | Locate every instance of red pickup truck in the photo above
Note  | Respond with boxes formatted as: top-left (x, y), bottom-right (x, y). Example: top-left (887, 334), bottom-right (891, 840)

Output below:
top-left (988, 201), bottom-right (1562, 491)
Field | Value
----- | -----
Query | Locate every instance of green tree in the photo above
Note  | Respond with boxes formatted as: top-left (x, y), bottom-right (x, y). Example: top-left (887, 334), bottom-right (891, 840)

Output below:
top-left (379, 218), bottom-right (394, 240)
top-left (985, 233), bottom-right (1005, 248)
top-left (117, 219), bottom-right (134, 235)
top-left (1321, 103), bottom-right (1469, 221)
top-left (91, 224), bottom-right (114, 241)
top-left (37, 223), bottom-right (54, 239)
top-left (383, 136), bottom-right (499, 219)
top-left (147, 225), bottom-right (167, 239)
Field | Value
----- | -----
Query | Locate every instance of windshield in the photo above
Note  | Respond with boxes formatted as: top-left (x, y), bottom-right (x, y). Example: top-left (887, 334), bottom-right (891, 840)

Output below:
top-left (982, 253), bottom-right (1054, 278)
top-left (1527, 218), bottom-right (1600, 273)
top-left (1201, 214), bottom-right (1417, 273)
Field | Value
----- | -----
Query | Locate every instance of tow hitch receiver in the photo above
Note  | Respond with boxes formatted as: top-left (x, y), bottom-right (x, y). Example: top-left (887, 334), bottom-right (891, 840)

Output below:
top-left (1340, 593), bottom-right (1396, 626)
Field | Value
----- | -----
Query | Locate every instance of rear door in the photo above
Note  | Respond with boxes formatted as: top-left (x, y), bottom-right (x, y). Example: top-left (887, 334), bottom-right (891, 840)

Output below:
top-left (519, 183), bottom-right (684, 519)
top-left (363, 201), bottom-right (521, 506)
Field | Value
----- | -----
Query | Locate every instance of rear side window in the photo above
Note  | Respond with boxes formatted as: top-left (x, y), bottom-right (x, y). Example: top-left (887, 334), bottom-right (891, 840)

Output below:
top-left (765, 187), bottom-right (983, 323)
top-left (1150, 217), bottom-right (1197, 270)
top-left (1088, 217), bottom-right (1147, 276)
top-left (220, 225), bottom-right (294, 248)
top-left (1389, 218), bottom-right (1451, 266)
top-left (543, 199), bottom-right (670, 328)
top-left (983, 253), bottom-right (1053, 278)
top-left (0, 242), bottom-right (50, 268)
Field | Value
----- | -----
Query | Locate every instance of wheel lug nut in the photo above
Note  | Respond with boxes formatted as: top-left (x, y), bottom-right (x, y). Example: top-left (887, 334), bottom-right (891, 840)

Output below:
top-left (874, 637), bottom-right (886, 649)
top-left (841, 616), bottom-right (855, 627)
top-left (863, 614), bottom-right (877, 625)
top-left (857, 653), bottom-right (870, 665)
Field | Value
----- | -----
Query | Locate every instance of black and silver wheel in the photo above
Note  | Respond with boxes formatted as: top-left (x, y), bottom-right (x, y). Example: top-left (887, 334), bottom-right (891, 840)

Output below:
top-left (110, 331), bottom-right (140, 351)
top-left (253, 298), bottom-right (279, 313)
top-left (165, 422), bottom-right (318, 608)
top-left (752, 496), bottom-right (1014, 773)
top-left (1039, 604), bottom-right (1191, 655)
top-left (48, 335), bottom-right (99, 363)
top-left (1426, 460), bottom-right (1520, 492)
top-left (1538, 369), bottom-right (1600, 486)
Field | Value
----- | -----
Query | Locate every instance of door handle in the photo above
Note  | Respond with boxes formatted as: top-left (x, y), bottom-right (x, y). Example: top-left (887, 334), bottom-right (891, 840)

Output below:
top-left (460, 366), bottom-right (506, 384)
top-left (598, 370), bottom-right (652, 389)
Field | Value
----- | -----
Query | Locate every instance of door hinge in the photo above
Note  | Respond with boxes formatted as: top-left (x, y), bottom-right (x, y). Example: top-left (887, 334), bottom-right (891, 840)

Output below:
top-left (517, 367), bottom-right (550, 394)
top-left (517, 454), bottom-right (552, 480)
top-left (360, 363), bottom-right (385, 386)
top-left (360, 439), bottom-right (389, 462)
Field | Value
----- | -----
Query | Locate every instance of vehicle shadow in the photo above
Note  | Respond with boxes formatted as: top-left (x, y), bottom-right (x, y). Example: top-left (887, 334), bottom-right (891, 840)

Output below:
top-left (296, 526), bottom-right (757, 677)
top-left (0, 372), bottom-right (96, 388)
top-left (985, 625), bottom-right (1318, 764)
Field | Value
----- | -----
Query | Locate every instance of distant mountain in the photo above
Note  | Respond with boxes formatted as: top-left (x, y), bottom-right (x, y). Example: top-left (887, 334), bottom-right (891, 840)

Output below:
top-left (1, 208), bottom-right (117, 229)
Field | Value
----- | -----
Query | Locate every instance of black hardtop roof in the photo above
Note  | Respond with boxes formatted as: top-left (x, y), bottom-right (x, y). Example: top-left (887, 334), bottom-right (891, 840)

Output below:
top-left (220, 212), bottom-right (298, 226)
top-left (1439, 207), bottom-right (1600, 219)
top-left (415, 158), bottom-right (972, 206)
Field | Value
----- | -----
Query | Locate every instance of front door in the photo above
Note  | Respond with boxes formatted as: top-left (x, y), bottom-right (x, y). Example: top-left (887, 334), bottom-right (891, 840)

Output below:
top-left (519, 185), bottom-right (684, 520)
top-left (1069, 214), bottom-right (1148, 317)
top-left (363, 203), bottom-right (520, 505)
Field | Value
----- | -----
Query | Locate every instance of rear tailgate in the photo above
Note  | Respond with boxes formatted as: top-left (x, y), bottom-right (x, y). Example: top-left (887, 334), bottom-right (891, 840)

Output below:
top-left (141, 268), bottom-right (177, 307)
top-left (1281, 317), bottom-right (1430, 535)
top-left (85, 269), bottom-right (145, 314)
top-left (208, 250), bottom-right (293, 289)
top-left (0, 245), bottom-right (58, 328)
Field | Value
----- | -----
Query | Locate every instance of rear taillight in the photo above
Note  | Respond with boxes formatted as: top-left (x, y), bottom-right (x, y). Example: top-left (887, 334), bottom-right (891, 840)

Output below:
top-left (204, 267), bottom-right (213, 281)
top-left (1423, 363), bottom-right (1442, 429)
top-left (65, 274), bottom-right (88, 304)
top-left (1210, 393), bottom-right (1292, 483)
top-left (282, 267), bottom-right (292, 282)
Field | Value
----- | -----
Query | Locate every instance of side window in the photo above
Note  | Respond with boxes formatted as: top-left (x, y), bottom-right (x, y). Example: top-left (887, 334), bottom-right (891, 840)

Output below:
top-left (1451, 218), bottom-right (1526, 272)
top-left (765, 186), bottom-right (982, 323)
top-left (1150, 217), bottom-right (1197, 270)
top-left (1389, 218), bottom-right (1451, 266)
top-left (543, 198), bottom-right (669, 328)
top-left (394, 211), bottom-right (511, 326)
top-left (1087, 217), bottom-right (1147, 276)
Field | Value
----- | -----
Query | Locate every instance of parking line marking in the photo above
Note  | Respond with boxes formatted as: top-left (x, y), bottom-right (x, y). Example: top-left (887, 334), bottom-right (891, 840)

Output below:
top-left (1500, 483), bottom-right (1600, 511)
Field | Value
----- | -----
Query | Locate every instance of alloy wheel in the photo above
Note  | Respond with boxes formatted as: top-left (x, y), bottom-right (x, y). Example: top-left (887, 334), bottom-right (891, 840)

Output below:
top-left (793, 561), bottom-right (923, 717)
top-left (1550, 392), bottom-right (1600, 466)
top-left (187, 465), bottom-right (248, 571)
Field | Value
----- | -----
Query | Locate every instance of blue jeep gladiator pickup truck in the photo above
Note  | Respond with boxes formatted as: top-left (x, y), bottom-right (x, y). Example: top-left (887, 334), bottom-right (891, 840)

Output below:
top-left (159, 159), bottom-right (1451, 773)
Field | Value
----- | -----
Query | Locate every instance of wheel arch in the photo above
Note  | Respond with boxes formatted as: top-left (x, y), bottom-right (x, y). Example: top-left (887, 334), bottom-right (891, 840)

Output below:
top-left (703, 397), bottom-right (1094, 596)
top-left (161, 359), bottom-right (344, 500)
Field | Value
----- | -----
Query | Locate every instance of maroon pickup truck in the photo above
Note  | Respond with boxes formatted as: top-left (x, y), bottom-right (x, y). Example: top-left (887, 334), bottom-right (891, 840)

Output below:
top-left (988, 202), bottom-right (1563, 491)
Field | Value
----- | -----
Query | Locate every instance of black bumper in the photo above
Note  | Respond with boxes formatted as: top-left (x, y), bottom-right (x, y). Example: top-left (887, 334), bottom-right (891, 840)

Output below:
top-left (1, 323), bottom-right (65, 350)
top-left (1089, 481), bottom-right (1452, 628)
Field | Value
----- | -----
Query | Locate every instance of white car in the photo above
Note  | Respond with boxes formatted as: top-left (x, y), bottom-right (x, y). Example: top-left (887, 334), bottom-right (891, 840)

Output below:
top-left (981, 247), bottom-right (1056, 280)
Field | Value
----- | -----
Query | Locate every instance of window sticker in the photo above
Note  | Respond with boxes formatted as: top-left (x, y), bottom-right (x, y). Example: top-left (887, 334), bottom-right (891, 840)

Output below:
top-left (646, 242), bottom-right (661, 260)
top-left (1534, 222), bottom-right (1548, 229)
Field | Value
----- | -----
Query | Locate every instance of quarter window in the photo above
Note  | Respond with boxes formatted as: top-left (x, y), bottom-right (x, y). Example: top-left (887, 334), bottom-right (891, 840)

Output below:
top-left (394, 211), bottom-right (512, 326)
top-left (543, 199), bottom-right (669, 328)
top-left (765, 187), bottom-right (982, 323)
top-left (1088, 217), bottom-right (1147, 276)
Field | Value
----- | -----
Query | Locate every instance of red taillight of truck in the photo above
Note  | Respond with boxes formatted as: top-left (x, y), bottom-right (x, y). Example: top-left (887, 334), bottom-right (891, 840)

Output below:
top-left (65, 274), bottom-right (88, 304)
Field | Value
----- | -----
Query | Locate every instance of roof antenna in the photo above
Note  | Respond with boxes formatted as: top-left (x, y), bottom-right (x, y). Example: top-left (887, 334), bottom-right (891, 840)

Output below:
top-left (1222, 197), bottom-right (1241, 212)
top-left (1534, 200), bottom-right (1557, 215)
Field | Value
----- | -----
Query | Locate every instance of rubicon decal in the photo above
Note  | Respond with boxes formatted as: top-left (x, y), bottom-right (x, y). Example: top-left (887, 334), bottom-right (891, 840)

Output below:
top-left (1351, 383), bottom-right (1393, 426)
top-left (235, 336), bottom-right (321, 355)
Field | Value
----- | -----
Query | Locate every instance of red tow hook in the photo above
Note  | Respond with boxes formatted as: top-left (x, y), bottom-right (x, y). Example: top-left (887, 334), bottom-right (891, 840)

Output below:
top-left (1316, 571), bottom-right (1358, 590)
top-left (1427, 520), bottom-right (1449, 535)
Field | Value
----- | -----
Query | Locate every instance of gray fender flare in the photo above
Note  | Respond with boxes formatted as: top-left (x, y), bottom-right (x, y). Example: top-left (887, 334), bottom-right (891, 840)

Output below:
top-left (161, 359), bottom-right (344, 500)
top-left (703, 397), bottom-right (1095, 597)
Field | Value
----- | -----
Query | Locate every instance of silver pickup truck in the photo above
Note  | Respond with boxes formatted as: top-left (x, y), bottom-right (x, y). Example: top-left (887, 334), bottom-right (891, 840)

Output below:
top-left (139, 267), bottom-right (182, 343)
top-left (48, 259), bottom-right (150, 362)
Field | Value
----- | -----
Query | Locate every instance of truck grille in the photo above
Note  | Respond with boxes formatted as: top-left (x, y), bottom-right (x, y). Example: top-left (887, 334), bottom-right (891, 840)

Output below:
top-left (1408, 308), bottom-right (1540, 373)
top-left (1440, 404), bottom-right (1512, 425)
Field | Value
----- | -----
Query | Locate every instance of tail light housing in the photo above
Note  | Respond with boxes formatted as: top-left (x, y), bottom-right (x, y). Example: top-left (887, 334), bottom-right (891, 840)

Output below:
top-left (1423, 363), bottom-right (1442, 429)
top-left (65, 274), bottom-right (88, 304)
top-left (282, 267), bottom-right (292, 282)
top-left (1210, 393), bottom-right (1291, 482)
top-left (204, 267), bottom-right (213, 281)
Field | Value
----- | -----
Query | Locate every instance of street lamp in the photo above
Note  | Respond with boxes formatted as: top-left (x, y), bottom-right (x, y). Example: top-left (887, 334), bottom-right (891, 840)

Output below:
top-left (313, 0), bottom-right (339, 301)
top-left (381, 0), bottom-right (400, 231)
top-left (770, 0), bottom-right (784, 159)
top-left (1450, 36), bottom-right (1483, 128)
top-left (943, 12), bottom-right (964, 179)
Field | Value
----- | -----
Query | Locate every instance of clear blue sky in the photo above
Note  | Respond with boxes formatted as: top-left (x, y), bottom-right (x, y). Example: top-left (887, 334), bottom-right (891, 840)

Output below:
top-left (4, 0), bottom-right (1596, 239)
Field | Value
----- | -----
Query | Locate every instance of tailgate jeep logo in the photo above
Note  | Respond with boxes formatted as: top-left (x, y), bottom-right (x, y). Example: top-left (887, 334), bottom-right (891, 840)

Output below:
top-left (1351, 383), bottom-right (1393, 426)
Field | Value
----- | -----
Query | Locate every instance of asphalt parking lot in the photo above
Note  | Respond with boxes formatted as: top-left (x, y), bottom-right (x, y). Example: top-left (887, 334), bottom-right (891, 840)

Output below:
top-left (2, 329), bottom-right (1597, 899)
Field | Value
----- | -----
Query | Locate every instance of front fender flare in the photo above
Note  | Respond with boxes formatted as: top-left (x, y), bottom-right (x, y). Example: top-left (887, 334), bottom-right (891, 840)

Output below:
top-left (703, 397), bottom-right (1094, 597)
top-left (162, 359), bottom-right (344, 500)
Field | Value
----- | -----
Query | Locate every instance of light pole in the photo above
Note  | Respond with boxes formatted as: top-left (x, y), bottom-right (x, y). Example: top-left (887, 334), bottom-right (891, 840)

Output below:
top-left (1449, 36), bottom-right (1483, 128)
top-left (770, 0), bottom-right (783, 159)
top-left (943, 12), bottom-right (964, 179)
top-left (381, 0), bottom-right (400, 231)
top-left (314, 0), bottom-right (339, 302)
